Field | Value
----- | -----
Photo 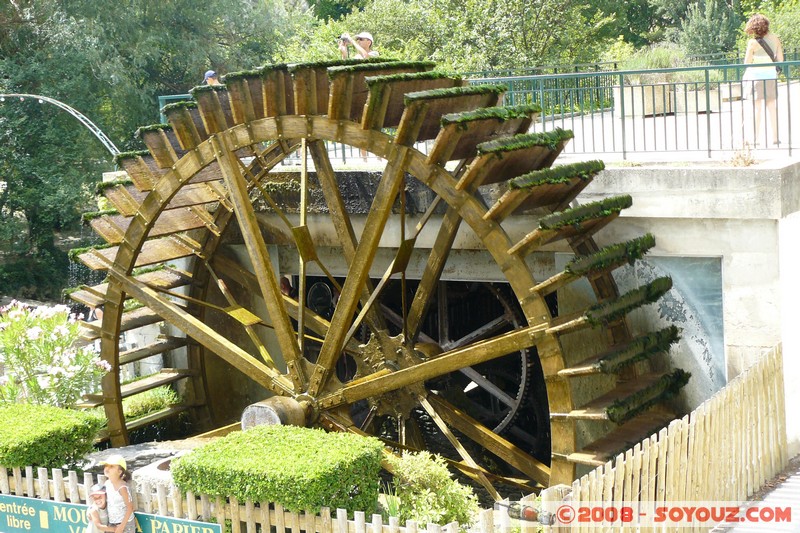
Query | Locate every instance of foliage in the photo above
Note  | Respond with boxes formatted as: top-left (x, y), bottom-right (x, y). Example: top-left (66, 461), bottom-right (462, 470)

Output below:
top-left (171, 425), bottom-right (384, 514)
top-left (0, 301), bottom-right (110, 408)
top-left (386, 451), bottom-right (479, 527)
top-left (621, 42), bottom-right (686, 83)
top-left (0, 403), bottom-right (104, 468)
top-left (282, 0), bottom-right (619, 72)
top-left (0, 253), bottom-right (70, 301)
top-left (309, 0), bottom-right (368, 21)
top-left (679, 0), bottom-right (742, 56)
top-left (601, 36), bottom-right (638, 64)
top-left (749, 1), bottom-right (800, 53)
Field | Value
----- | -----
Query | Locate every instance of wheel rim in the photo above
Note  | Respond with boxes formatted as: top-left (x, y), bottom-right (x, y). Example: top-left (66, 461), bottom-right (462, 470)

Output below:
top-left (71, 63), bottom-right (686, 497)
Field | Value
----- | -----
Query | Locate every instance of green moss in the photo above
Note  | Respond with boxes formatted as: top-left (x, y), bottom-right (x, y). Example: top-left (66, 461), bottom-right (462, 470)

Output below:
top-left (476, 128), bottom-right (574, 154)
top-left (189, 84), bottom-right (228, 97)
top-left (510, 160), bottom-right (605, 190)
top-left (288, 57), bottom-right (394, 73)
top-left (586, 276), bottom-right (673, 326)
top-left (160, 100), bottom-right (197, 114)
top-left (327, 60), bottom-right (432, 77)
top-left (131, 264), bottom-right (169, 277)
top-left (441, 104), bottom-right (541, 127)
top-left (221, 68), bottom-right (266, 82)
top-left (95, 178), bottom-right (134, 195)
top-left (81, 209), bottom-right (120, 222)
top-left (113, 150), bottom-right (150, 166)
top-left (67, 243), bottom-right (115, 263)
top-left (135, 124), bottom-right (172, 139)
top-left (404, 83), bottom-right (506, 105)
top-left (539, 195), bottom-right (632, 230)
top-left (565, 233), bottom-right (655, 276)
top-left (606, 369), bottom-right (691, 424)
top-left (597, 326), bottom-right (681, 374)
top-left (365, 70), bottom-right (458, 87)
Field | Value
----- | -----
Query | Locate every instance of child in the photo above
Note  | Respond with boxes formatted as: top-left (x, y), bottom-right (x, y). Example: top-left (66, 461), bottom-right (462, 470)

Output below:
top-left (86, 483), bottom-right (110, 533)
top-left (98, 454), bottom-right (136, 533)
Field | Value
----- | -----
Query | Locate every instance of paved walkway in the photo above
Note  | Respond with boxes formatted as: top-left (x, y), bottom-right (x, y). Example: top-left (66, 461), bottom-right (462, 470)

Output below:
top-left (711, 456), bottom-right (800, 532)
top-left (533, 79), bottom-right (800, 164)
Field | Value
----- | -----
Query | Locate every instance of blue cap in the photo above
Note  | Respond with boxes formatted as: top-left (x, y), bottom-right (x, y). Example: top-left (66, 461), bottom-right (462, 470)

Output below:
top-left (203, 70), bottom-right (216, 81)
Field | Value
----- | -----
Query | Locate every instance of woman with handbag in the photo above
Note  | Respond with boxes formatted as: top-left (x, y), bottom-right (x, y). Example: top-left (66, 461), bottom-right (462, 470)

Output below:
top-left (742, 13), bottom-right (784, 147)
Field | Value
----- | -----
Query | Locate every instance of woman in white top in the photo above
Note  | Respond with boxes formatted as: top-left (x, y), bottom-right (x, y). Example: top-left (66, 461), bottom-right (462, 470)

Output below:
top-left (742, 13), bottom-right (784, 146)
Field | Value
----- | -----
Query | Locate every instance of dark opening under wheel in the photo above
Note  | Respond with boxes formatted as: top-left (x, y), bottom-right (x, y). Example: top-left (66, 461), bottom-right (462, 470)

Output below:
top-left (69, 58), bottom-right (689, 496)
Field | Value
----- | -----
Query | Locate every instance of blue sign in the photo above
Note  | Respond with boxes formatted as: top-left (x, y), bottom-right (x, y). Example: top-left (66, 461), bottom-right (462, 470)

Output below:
top-left (0, 494), bottom-right (221, 533)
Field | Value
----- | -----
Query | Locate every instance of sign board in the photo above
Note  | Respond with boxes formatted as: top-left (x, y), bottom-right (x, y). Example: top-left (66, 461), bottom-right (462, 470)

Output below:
top-left (0, 494), bottom-right (221, 533)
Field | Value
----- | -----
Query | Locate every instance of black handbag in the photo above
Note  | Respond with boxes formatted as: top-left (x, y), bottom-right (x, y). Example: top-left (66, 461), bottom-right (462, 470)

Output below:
top-left (757, 37), bottom-right (782, 75)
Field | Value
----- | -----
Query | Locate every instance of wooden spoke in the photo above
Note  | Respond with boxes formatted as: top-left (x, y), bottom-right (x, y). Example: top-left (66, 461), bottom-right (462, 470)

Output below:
top-left (105, 263), bottom-right (294, 396)
top-left (418, 394), bottom-right (501, 501)
top-left (212, 133), bottom-right (302, 369)
top-left (311, 147), bottom-right (410, 396)
top-left (427, 393), bottom-right (551, 487)
top-left (318, 324), bottom-right (547, 409)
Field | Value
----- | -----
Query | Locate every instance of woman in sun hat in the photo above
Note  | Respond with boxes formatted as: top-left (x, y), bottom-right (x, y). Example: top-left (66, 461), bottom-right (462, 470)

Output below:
top-left (338, 31), bottom-right (378, 59)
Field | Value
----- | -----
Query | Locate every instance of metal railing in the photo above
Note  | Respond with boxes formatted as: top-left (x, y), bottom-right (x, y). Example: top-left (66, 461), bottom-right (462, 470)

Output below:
top-left (471, 61), bottom-right (800, 159)
top-left (156, 61), bottom-right (800, 162)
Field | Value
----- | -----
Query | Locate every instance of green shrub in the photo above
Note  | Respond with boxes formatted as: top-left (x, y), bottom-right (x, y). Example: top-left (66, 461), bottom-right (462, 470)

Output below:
top-left (0, 403), bottom-right (104, 468)
top-left (171, 425), bottom-right (384, 514)
top-left (387, 451), bottom-right (479, 527)
top-left (622, 43), bottom-right (686, 84)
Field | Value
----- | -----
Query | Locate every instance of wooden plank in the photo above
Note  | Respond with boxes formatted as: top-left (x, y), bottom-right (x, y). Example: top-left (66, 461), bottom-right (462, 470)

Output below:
top-left (612, 454), bottom-right (625, 529)
top-left (140, 128), bottom-right (182, 168)
top-left (156, 483), bottom-right (169, 516)
top-left (553, 373), bottom-right (668, 421)
top-left (187, 492), bottom-right (198, 521)
top-left (567, 411), bottom-right (674, 465)
top-left (25, 466), bottom-right (34, 497)
top-left (655, 427), bottom-right (667, 507)
top-left (336, 508), bottom-right (348, 533)
top-left (67, 470), bottom-right (80, 503)
top-left (328, 61), bottom-right (435, 122)
top-left (626, 444), bottom-right (641, 533)
top-left (69, 267), bottom-right (192, 308)
top-left (677, 415), bottom-right (689, 501)
top-left (215, 496), bottom-right (226, 533)
top-left (361, 74), bottom-right (464, 131)
top-left (37, 467), bottom-right (49, 499)
top-left (76, 235), bottom-right (197, 271)
top-left (171, 490), bottom-right (183, 519)
top-left (120, 337), bottom-right (187, 366)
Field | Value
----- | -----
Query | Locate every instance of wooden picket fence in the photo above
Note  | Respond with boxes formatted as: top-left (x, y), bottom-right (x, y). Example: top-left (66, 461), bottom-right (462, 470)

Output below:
top-left (0, 345), bottom-right (788, 533)
top-left (0, 461), bottom-right (534, 533)
top-left (551, 344), bottom-right (788, 532)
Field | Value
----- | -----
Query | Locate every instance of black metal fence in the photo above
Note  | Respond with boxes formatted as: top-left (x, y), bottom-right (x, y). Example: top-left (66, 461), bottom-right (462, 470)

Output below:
top-left (470, 61), bottom-right (800, 159)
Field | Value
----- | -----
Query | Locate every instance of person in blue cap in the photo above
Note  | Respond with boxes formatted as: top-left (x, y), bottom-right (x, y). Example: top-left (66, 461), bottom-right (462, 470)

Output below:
top-left (203, 70), bottom-right (220, 85)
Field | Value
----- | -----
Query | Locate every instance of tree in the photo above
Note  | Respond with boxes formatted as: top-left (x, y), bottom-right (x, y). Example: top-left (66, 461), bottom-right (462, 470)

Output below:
top-left (0, 0), bottom-right (309, 299)
top-left (284, 0), bottom-right (618, 72)
top-left (680, 0), bottom-right (742, 56)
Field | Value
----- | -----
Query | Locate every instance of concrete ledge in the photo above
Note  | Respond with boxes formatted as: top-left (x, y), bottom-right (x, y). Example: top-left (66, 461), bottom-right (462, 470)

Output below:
top-left (580, 158), bottom-right (800, 220)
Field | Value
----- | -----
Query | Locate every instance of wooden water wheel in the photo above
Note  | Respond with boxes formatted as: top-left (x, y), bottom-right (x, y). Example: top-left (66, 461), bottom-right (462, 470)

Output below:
top-left (69, 59), bottom-right (688, 495)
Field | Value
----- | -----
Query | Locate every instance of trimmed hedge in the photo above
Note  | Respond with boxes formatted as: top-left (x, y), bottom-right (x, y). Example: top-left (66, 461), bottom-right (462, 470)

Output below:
top-left (0, 404), bottom-right (104, 468)
top-left (171, 425), bottom-right (384, 514)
